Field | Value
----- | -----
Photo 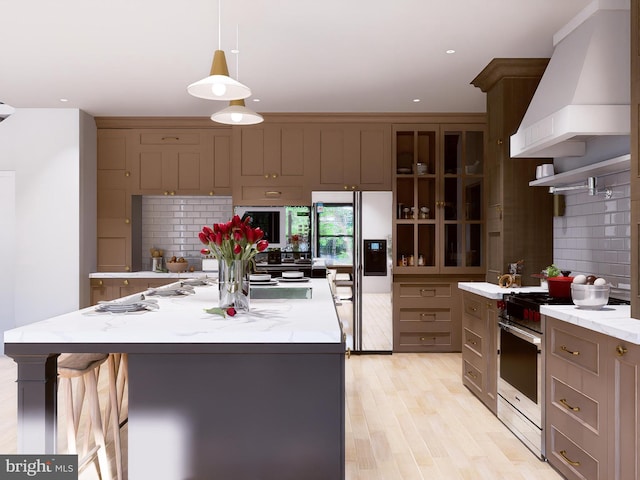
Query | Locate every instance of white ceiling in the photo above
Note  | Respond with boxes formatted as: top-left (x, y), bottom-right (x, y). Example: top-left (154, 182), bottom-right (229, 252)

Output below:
top-left (0, 0), bottom-right (591, 117)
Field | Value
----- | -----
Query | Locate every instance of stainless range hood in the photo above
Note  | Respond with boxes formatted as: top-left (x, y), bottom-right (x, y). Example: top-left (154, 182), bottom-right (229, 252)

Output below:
top-left (510, 0), bottom-right (630, 158)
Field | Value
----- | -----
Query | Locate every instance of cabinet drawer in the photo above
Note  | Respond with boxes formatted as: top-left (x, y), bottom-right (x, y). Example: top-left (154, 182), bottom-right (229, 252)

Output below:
top-left (463, 296), bottom-right (483, 319)
top-left (463, 327), bottom-right (482, 356)
top-left (398, 331), bottom-right (452, 347)
top-left (139, 132), bottom-right (201, 145)
top-left (397, 307), bottom-right (450, 323)
top-left (397, 282), bottom-right (452, 299)
top-left (463, 359), bottom-right (483, 391)
top-left (548, 426), bottom-right (600, 480)
top-left (238, 185), bottom-right (307, 203)
top-left (550, 325), bottom-right (600, 374)
top-left (550, 377), bottom-right (600, 434)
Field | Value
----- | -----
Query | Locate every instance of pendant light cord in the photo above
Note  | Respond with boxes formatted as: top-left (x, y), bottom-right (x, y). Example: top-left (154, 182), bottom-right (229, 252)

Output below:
top-left (218, 0), bottom-right (222, 50)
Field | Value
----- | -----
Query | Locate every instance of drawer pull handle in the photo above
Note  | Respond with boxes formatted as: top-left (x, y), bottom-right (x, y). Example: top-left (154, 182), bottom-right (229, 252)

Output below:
top-left (265, 191), bottom-right (282, 196)
top-left (467, 338), bottom-right (477, 345)
top-left (560, 345), bottom-right (580, 356)
top-left (161, 136), bottom-right (179, 141)
top-left (420, 336), bottom-right (426, 341)
top-left (466, 371), bottom-right (477, 379)
top-left (616, 345), bottom-right (628, 356)
top-left (420, 288), bottom-right (435, 296)
top-left (559, 398), bottom-right (580, 412)
top-left (559, 450), bottom-right (580, 467)
top-left (420, 313), bottom-right (436, 321)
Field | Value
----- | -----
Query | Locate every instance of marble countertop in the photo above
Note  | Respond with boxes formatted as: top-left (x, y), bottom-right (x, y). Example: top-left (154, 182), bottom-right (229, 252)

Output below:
top-left (4, 278), bottom-right (342, 346)
top-left (90, 271), bottom-right (211, 279)
top-left (459, 281), bottom-right (640, 345)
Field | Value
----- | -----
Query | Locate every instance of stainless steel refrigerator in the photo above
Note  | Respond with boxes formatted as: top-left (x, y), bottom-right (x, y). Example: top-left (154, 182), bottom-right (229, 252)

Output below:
top-left (312, 191), bottom-right (393, 353)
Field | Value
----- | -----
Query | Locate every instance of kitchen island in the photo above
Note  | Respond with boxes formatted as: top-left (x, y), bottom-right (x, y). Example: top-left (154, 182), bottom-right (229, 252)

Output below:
top-left (4, 278), bottom-right (345, 479)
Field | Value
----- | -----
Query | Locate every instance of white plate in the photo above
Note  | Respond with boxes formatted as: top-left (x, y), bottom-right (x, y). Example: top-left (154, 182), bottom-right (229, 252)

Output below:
top-left (277, 277), bottom-right (310, 283)
top-left (250, 280), bottom-right (279, 286)
top-left (250, 274), bottom-right (272, 282)
top-left (282, 271), bottom-right (304, 279)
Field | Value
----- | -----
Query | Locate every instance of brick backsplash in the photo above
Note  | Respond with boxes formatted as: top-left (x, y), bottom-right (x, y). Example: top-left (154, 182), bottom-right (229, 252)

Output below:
top-left (141, 196), bottom-right (233, 271)
top-left (552, 171), bottom-right (630, 296)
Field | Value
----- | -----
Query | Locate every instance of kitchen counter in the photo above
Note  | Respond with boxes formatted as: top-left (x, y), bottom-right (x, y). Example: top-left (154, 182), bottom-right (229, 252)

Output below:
top-left (4, 278), bottom-right (345, 478)
top-left (89, 270), bottom-right (214, 279)
top-left (459, 281), bottom-right (640, 345)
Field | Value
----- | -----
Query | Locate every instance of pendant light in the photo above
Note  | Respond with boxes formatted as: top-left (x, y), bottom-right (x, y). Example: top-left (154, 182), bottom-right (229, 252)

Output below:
top-left (187, 0), bottom-right (251, 101)
top-left (211, 26), bottom-right (263, 125)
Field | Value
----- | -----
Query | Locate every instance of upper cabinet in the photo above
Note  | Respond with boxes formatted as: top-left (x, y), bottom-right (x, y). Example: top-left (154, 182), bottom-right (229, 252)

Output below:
top-left (129, 129), bottom-right (231, 196)
top-left (471, 59), bottom-right (554, 285)
top-left (231, 124), bottom-right (310, 206)
top-left (308, 124), bottom-right (392, 192)
top-left (392, 123), bottom-right (486, 274)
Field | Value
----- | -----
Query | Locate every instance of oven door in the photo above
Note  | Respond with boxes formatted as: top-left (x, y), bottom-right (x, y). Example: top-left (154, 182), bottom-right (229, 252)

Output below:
top-left (497, 321), bottom-right (543, 428)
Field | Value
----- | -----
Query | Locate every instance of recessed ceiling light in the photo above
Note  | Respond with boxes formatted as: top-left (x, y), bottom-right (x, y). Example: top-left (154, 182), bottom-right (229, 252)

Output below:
top-left (446, 49), bottom-right (456, 54)
top-left (252, 98), bottom-right (260, 102)
top-left (413, 99), bottom-right (421, 103)
top-left (231, 49), bottom-right (239, 54)
top-left (59, 98), bottom-right (69, 102)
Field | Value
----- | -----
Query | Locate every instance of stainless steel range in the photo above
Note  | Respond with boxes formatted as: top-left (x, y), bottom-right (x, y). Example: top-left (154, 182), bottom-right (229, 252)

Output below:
top-left (498, 292), bottom-right (629, 459)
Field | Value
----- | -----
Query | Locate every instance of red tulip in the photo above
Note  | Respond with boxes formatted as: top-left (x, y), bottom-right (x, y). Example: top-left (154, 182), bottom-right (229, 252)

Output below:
top-left (246, 227), bottom-right (255, 243)
top-left (233, 229), bottom-right (243, 242)
top-left (232, 215), bottom-right (242, 227)
top-left (254, 228), bottom-right (264, 241)
top-left (200, 248), bottom-right (210, 255)
top-left (214, 232), bottom-right (223, 246)
top-left (202, 226), bottom-right (213, 236)
top-left (257, 239), bottom-right (269, 252)
top-left (198, 232), bottom-right (208, 245)
top-left (233, 243), bottom-right (242, 255)
top-left (226, 307), bottom-right (236, 317)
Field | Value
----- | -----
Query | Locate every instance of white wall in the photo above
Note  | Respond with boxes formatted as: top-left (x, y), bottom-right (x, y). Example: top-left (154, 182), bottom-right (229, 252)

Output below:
top-left (0, 109), bottom-right (96, 344)
top-left (0, 172), bottom-right (16, 352)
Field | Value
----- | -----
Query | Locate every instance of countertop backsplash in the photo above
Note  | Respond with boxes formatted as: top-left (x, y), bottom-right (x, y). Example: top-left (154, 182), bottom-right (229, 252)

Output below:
top-left (141, 195), bottom-right (233, 271)
top-left (552, 170), bottom-right (630, 299)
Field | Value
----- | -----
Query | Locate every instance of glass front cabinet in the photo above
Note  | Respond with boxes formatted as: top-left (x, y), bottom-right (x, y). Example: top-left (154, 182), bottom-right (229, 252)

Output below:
top-left (392, 124), bottom-right (485, 274)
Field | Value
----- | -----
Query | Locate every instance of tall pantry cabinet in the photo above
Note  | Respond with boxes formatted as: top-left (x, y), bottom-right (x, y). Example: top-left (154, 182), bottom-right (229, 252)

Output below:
top-left (392, 118), bottom-right (486, 352)
top-left (471, 59), bottom-right (554, 284)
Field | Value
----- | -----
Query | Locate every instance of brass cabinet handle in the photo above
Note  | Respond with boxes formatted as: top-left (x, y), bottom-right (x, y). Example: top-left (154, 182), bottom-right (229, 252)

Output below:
top-left (497, 139), bottom-right (503, 145)
top-left (98, 280), bottom-right (103, 286)
top-left (161, 136), bottom-right (179, 141)
top-left (271, 173), bottom-right (278, 179)
top-left (209, 191), bottom-right (215, 196)
top-left (125, 171), bottom-right (130, 177)
top-left (125, 218), bottom-right (130, 224)
top-left (420, 336), bottom-right (426, 341)
top-left (265, 191), bottom-right (282, 196)
top-left (560, 345), bottom-right (580, 356)
top-left (466, 370), bottom-right (477, 379)
top-left (559, 450), bottom-right (580, 467)
top-left (264, 174), bottom-right (270, 179)
top-left (164, 191), bottom-right (169, 195)
top-left (346, 348), bottom-right (351, 359)
top-left (467, 338), bottom-right (478, 345)
top-left (616, 345), bottom-right (628, 356)
top-left (163, 191), bottom-right (176, 196)
top-left (420, 288), bottom-right (435, 296)
top-left (123, 280), bottom-right (129, 285)
top-left (420, 313), bottom-right (436, 321)
top-left (559, 398), bottom-right (580, 412)
top-left (125, 266), bottom-right (131, 272)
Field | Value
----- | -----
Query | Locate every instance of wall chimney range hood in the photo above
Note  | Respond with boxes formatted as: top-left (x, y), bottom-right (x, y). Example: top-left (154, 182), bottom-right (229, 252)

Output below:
top-left (510, 0), bottom-right (630, 158)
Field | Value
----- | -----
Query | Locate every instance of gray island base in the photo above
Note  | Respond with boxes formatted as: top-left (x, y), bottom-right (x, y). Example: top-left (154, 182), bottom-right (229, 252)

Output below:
top-left (5, 278), bottom-right (345, 479)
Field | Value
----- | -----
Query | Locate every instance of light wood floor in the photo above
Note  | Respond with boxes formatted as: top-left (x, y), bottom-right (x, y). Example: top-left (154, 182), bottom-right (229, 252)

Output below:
top-left (336, 292), bottom-right (393, 351)
top-left (0, 353), bottom-right (563, 480)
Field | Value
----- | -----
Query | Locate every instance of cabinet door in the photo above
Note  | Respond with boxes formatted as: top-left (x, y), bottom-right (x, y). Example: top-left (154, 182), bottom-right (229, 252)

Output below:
top-left (607, 339), bottom-right (640, 480)
top-left (232, 124), bottom-right (310, 205)
top-left (97, 130), bottom-right (132, 272)
top-left (131, 130), bottom-right (214, 195)
top-left (200, 129), bottom-right (232, 195)
top-left (314, 124), bottom-right (391, 191)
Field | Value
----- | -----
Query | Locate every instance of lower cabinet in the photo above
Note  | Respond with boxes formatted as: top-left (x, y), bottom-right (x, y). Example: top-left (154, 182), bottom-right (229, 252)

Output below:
top-left (393, 275), bottom-right (482, 352)
top-left (90, 277), bottom-right (175, 305)
top-left (545, 316), bottom-right (640, 480)
top-left (461, 291), bottom-right (498, 414)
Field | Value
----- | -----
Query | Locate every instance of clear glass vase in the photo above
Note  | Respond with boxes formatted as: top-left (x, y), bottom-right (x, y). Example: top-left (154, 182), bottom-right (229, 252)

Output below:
top-left (218, 260), bottom-right (250, 312)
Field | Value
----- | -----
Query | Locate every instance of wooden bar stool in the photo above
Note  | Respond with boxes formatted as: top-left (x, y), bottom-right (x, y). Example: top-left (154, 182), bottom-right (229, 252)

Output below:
top-left (58, 353), bottom-right (117, 480)
top-left (104, 353), bottom-right (127, 479)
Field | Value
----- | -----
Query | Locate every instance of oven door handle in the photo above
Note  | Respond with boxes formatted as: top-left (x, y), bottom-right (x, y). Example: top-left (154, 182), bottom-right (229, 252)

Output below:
top-left (498, 321), bottom-right (541, 346)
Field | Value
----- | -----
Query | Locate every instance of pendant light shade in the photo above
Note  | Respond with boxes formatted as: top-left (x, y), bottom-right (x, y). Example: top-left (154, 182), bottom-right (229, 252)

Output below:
top-left (211, 99), bottom-right (263, 125)
top-left (187, 50), bottom-right (252, 101)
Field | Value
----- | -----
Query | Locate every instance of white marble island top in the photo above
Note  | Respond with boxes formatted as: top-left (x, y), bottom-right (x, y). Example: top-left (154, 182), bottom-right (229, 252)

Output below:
top-left (4, 278), bottom-right (343, 348)
top-left (458, 281), bottom-right (640, 345)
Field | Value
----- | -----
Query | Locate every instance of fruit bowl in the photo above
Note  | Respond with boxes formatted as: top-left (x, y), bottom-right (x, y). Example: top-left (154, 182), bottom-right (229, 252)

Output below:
top-left (166, 261), bottom-right (189, 273)
top-left (571, 284), bottom-right (610, 309)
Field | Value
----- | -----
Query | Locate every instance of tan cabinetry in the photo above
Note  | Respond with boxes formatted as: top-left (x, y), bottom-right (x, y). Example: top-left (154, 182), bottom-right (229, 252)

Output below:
top-left (129, 129), bottom-right (231, 196)
top-left (89, 277), bottom-right (175, 305)
top-left (393, 275), bottom-right (481, 352)
top-left (309, 124), bottom-right (392, 192)
top-left (471, 59), bottom-right (553, 285)
top-left (97, 130), bottom-right (134, 272)
top-left (392, 124), bottom-right (485, 274)
top-left (461, 291), bottom-right (498, 413)
top-left (232, 124), bottom-right (310, 205)
top-left (546, 317), bottom-right (640, 479)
